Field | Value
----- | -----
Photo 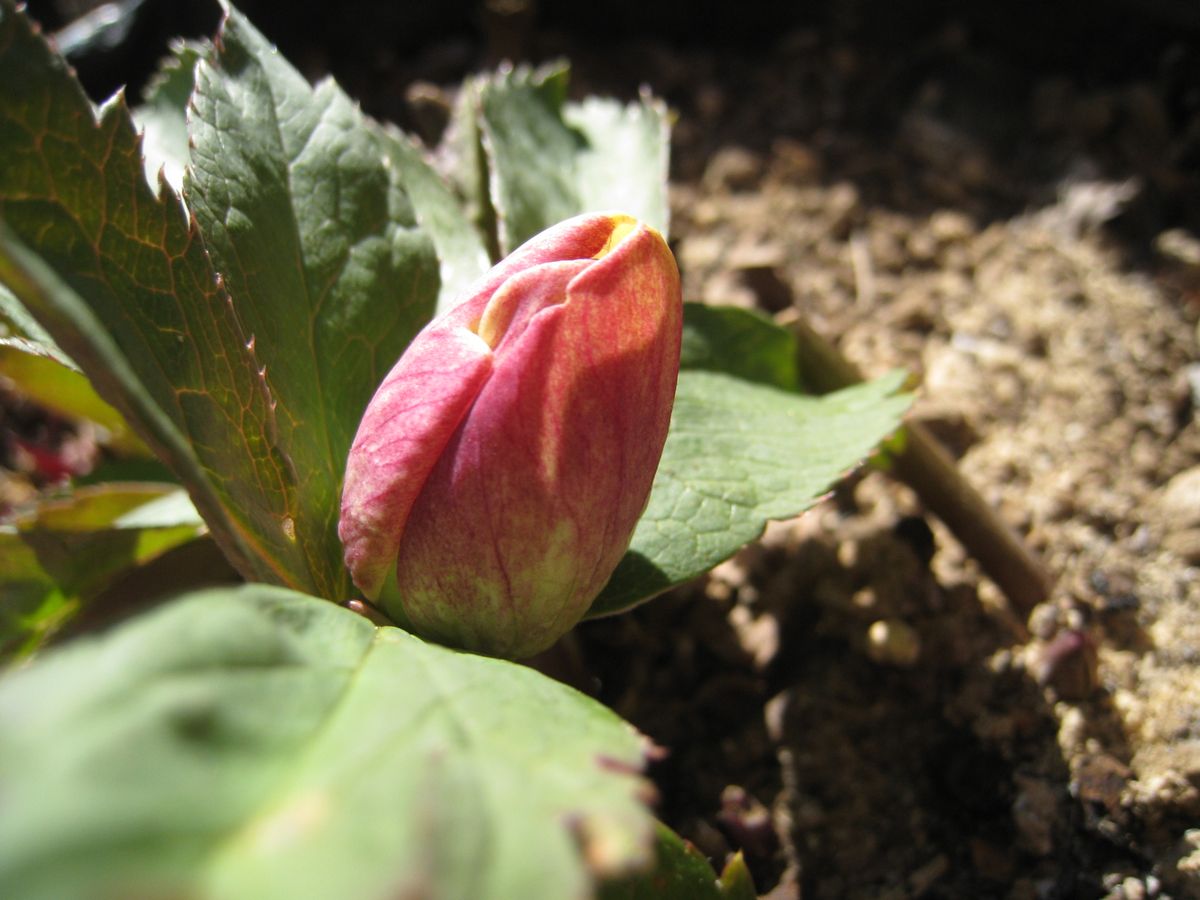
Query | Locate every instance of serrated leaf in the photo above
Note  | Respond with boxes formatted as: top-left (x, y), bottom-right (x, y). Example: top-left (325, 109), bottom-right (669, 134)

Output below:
top-left (591, 365), bottom-right (911, 617)
top-left (0, 585), bottom-right (656, 900)
top-left (0, 3), bottom-right (310, 591)
top-left (0, 483), bottom-right (205, 660)
top-left (186, 6), bottom-right (443, 600)
top-left (599, 824), bottom-right (756, 900)
top-left (590, 305), bottom-right (906, 615)
top-left (133, 38), bottom-right (207, 194)
top-left (478, 64), bottom-right (671, 253)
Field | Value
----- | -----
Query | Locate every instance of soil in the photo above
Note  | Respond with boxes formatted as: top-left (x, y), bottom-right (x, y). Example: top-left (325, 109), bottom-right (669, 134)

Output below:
top-left (549, 12), bottom-right (1200, 899)
top-left (10, 2), bottom-right (1200, 898)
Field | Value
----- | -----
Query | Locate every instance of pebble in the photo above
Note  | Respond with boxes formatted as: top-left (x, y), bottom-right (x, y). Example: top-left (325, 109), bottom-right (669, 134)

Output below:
top-left (1057, 705), bottom-right (1088, 756)
top-left (1012, 774), bottom-right (1059, 856)
top-left (929, 209), bottom-right (975, 244)
top-left (1162, 528), bottom-right (1200, 564)
top-left (1027, 602), bottom-right (1062, 640)
top-left (702, 146), bottom-right (763, 193)
top-left (1156, 228), bottom-right (1200, 268)
top-left (1072, 753), bottom-right (1131, 814)
top-left (764, 691), bottom-right (789, 744)
top-left (768, 137), bottom-right (823, 183)
top-left (1027, 629), bottom-right (1098, 700)
top-left (1156, 466), bottom-right (1200, 529)
top-left (866, 618), bottom-right (921, 667)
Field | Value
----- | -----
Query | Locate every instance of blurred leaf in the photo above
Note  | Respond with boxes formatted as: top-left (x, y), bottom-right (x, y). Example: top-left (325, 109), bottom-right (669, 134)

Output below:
top-left (715, 854), bottom-right (758, 900)
top-left (477, 64), bottom-right (575, 253)
top-left (0, 280), bottom-right (59, 350)
top-left (0, 337), bottom-right (146, 454)
top-left (0, 3), bottom-right (309, 591)
top-left (51, 0), bottom-right (146, 57)
top-left (599, 823), bottom-right (756, 900)
top-left (591, 366), bottom-right (911, 617)
top-left (379, 125), bottom-right (491, 315)
top-left (0, 585), bottom-right (656, 900)
top-left (440, 77), bottom-right (501, 261)
top-left (565, 93), bottom-right (670, 242)
top-left (0, 483), bottom-right (205, 660)
top-left (74, 455), bottom-right (177, 485)
top-left (476, 63), bottom-right (671, 253)
top-left (186, 6), bottom-right (444, 600)
top-left (0, 332), bottom-right (77, 370)
top-left (680, 302), bottom-right (799, 391)
top-left (133, 38), bottom-right (206, 194)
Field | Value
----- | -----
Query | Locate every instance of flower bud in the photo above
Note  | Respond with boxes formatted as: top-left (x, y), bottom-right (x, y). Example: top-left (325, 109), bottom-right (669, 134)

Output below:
top-left (339, 213), bottom-right (682, 657)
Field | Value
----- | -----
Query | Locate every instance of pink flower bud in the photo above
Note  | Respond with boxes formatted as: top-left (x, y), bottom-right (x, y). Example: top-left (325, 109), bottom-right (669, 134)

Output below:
top-left (339, 213), bottom-right (682, 657)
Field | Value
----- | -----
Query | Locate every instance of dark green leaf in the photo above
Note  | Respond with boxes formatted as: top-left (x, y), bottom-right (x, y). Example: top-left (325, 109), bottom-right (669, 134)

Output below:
top-left (186, 6), bottom-right (444, 599)
top-left (0, 3), bottom-right (308, 590)
top-left (680, 302), bottom-right (799, 390)
top-left (440, 77), bottom-right (501, 261)
top-left (591, 368), bottom-right (911, 616)
top-left (599, 823), bottom-right (756, 900)
top-left (378, 125), bottom-right (491, 315)
top-left (0, 585), bottom-right (656, 900)
top-left (477, 64), bottom-right (671, 253)
top-left (0, 279), bottom-right (58, 348)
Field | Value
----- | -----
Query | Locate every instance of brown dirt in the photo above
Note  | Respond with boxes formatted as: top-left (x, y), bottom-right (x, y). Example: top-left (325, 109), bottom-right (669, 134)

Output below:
top-left (555, 19), bottom-right (1200, 900)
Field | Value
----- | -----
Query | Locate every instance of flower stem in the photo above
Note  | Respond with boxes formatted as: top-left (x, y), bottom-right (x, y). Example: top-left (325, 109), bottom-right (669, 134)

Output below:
top-left (788, 314), bottom-right (1052, 615)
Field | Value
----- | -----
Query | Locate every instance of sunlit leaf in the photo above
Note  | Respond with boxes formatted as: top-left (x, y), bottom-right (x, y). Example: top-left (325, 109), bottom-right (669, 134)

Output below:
top-left (591, 307), bottom-right (910, 616)
top-left (475, 63), bottom-right (671, 253)
top-left (0, 3), bottom-right (305, 589)
top-left (133, 38), bottom-right (207, 195)
top-left (0, 585), bottom-right (657, 900)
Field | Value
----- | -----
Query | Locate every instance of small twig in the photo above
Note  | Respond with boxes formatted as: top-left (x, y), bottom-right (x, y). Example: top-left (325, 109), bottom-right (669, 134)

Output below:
top-left (849, 230), bottom-right (876, 309)
top-left (788, 315), bottom-right (1052, 616)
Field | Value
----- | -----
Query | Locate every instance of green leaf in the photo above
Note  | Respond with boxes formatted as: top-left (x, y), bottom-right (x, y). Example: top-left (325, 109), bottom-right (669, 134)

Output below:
top-left (564, 94), bottom-right (670, 243)
top-left (477, 63), bottom-right (671, 253)
top-left (186, 6), bottom-right (443, 600)
top-left (133, 39), bottom-right (207, 195)
top-left (591, 368), bottom-right (911, 617)
top-left (0, 3), bottom-right (309, 591)
top-left (378, 125), bottom-right (491, 315)
top-left (0, 279), bottom-right (59, 349)
top-left (599, 824), bottom-right (757, 900)
top-left (440, 78), bottom-right (501, 261)
top-left (0, 337), bottom-right (146, 454)
top-left (680, 302), bottom-right (799, 391)
top-left (715, 854), bottom-right (758, 900)
top-left (0, 483), bottom-right (206, 660)
top-left (0, 585), bottom-right (656, 900)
